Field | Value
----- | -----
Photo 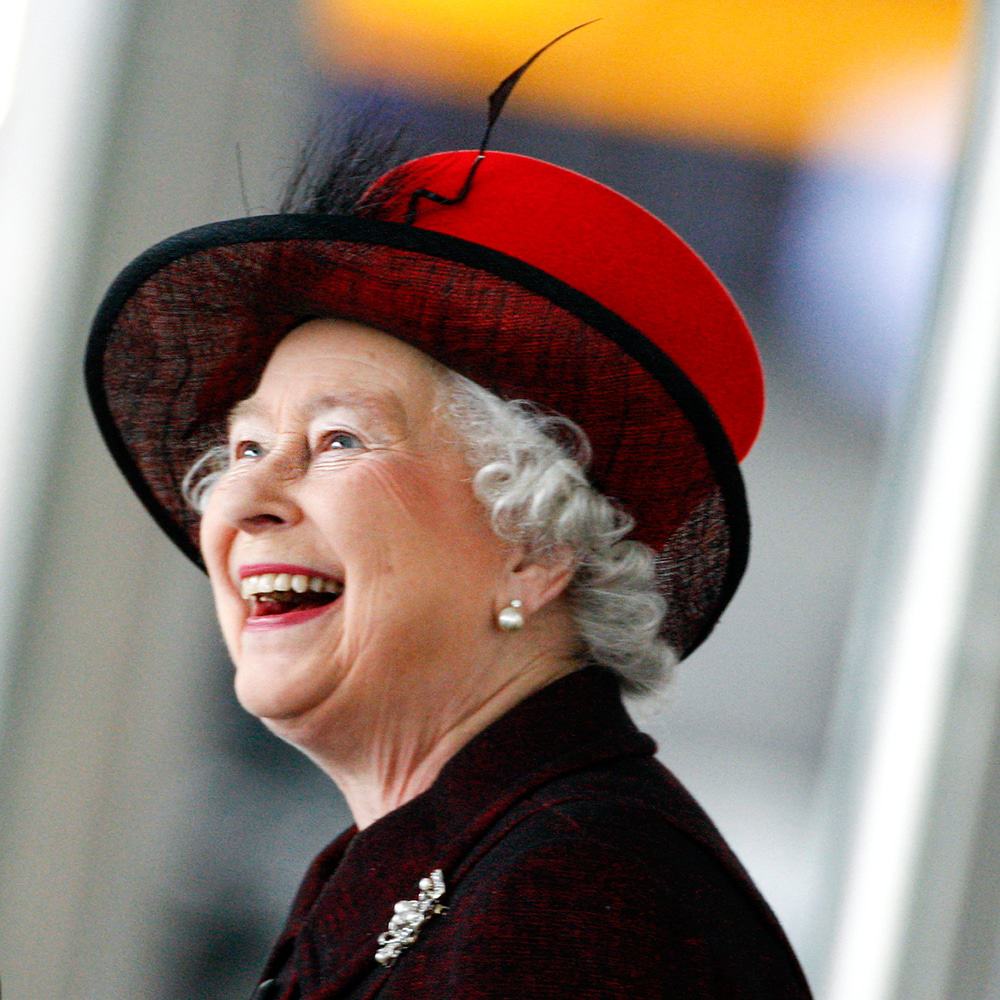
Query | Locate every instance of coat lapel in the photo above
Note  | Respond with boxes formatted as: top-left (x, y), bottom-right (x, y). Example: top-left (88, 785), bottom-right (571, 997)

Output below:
top-left (260, 667), bottom-right (656, 998)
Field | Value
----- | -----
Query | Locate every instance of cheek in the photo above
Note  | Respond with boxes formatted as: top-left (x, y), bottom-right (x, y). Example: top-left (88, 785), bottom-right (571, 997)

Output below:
top-left (198, 508), bottom-right (242, 637)
top-left (328, 460), bottom-right (503, 608)
top-left (198, 490), bottom-right (230, 565)
top-left (336, 459), bottom-right (494, 562)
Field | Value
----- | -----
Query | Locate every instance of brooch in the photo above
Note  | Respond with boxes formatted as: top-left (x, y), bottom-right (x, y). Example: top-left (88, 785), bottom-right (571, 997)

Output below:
top-left (375, 869), bottom-right (448, 967)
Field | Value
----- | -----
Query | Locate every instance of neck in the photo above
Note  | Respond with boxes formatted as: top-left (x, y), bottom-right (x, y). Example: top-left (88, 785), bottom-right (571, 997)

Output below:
top-left (270, 635), bottom-right (579, 830)
top-left (341, 652), bottom-right (577, 829)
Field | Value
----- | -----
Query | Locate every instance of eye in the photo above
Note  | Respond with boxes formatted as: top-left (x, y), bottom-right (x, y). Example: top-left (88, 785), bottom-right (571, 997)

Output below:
top-left (321, 430), bottom-right (364, 451)
top-left (233, 440), bottom-right (264, 460)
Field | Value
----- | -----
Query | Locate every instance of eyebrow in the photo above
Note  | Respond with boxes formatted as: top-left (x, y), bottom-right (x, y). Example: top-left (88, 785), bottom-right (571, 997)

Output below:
top-left (227, 390), bottom-right (408, 434)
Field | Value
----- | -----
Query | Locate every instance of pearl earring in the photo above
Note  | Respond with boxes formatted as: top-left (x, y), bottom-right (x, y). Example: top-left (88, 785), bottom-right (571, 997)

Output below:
top-left (497, 599), bottom-right (524, 632)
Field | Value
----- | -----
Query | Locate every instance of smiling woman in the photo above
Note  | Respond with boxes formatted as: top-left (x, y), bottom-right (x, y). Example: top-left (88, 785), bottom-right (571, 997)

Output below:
top-left (85, 125), bottom-right (812, 995)
top-left (198, 319), bottom-right (582, 814)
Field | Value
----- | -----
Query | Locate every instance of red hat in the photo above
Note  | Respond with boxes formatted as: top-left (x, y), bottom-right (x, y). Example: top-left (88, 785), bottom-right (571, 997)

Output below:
top-left (85, 146), bottom-right (763, 660)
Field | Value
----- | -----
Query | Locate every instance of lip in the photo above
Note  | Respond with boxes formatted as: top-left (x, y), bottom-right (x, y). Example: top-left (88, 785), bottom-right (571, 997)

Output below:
top-left (243, 598), bottom-right (341, 632)
top-left (238, 562), bottom-right (339, 581)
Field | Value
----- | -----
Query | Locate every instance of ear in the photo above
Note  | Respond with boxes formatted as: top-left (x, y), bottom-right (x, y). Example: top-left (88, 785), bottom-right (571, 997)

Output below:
top-left (500, 545), bottom-right (576, 616)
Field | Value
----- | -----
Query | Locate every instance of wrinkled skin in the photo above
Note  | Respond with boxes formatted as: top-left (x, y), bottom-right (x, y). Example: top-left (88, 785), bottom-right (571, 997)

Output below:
top-left (200, 319), bottom-right (576, 826)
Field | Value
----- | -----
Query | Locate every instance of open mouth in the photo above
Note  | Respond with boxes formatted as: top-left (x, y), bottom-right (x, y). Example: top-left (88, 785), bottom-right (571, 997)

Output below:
top-left (239, 568), bottom-right (343, 626)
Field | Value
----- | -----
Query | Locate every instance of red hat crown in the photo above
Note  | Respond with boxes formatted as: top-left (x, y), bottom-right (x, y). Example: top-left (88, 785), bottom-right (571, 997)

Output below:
top-left (368, 150), bottom-right (764, 461)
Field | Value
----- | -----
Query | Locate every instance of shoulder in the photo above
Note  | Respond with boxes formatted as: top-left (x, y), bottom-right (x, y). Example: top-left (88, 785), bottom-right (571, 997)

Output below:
top-left (454, 764), bottom-right (774, 942)
top-left (458, 753), bottom-right (760, 906)
top-left (410, 758), bottom-right (812, 999)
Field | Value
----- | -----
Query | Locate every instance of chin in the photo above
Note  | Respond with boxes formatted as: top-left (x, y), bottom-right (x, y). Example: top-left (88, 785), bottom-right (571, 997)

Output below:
top-left (233, 670), bottom-right (283, 720)
top-left (232, 657), bottom-right (322, 722)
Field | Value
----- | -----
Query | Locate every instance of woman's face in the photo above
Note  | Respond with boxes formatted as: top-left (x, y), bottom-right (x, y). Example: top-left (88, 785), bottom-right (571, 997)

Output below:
top-left (200, 319), bottom-right (516, 741)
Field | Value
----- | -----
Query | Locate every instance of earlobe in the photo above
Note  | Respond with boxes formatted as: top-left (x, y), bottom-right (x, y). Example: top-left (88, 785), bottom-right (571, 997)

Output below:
top-left (507, 545), bottom-right (576, 616)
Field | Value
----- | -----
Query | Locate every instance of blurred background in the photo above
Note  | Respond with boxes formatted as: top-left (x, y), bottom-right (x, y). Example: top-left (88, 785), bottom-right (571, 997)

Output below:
top-left (1, 1), bottom-right (998, 998)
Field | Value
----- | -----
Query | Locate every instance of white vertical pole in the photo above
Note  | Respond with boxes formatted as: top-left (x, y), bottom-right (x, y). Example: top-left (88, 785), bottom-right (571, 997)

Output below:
top-left (825, 5), bottom-right (1000, 998)
top-left (0, 0), bottom-right (126, 724)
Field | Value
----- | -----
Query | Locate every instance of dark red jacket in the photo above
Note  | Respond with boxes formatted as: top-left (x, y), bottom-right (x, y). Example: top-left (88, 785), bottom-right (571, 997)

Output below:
top-left (253, 668), bottom-right (813, 999)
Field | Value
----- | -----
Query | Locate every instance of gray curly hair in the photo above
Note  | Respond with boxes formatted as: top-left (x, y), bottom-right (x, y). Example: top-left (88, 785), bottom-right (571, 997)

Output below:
top-left (182, 371), bottom-right (677, 693)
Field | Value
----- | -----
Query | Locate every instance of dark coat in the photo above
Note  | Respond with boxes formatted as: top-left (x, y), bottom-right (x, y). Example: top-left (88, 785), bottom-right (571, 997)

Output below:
top-left (252, 668), bottom-right (813, 999)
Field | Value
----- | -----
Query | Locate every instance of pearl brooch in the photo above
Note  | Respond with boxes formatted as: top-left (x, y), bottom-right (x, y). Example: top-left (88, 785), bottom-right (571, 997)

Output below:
top-left (375, 869), bottom-right (448, 967)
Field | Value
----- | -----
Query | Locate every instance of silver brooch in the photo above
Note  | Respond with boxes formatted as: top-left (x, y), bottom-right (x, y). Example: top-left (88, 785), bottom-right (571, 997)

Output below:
top-left (375, 869), bottom-right (448, 967)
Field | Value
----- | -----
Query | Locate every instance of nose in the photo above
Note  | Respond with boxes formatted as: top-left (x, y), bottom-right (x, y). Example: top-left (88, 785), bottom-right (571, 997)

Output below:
top-left (213, 444), bottom-right (305, 535)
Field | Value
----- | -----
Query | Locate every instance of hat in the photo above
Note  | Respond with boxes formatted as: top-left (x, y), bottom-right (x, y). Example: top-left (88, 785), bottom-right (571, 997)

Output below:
top-left (85, 139), bottom-right (763, 662)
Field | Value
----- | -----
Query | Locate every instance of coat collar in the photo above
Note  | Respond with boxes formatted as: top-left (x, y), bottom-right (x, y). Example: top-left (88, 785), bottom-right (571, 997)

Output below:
top-left (260, 666), bottom-right (654, 995)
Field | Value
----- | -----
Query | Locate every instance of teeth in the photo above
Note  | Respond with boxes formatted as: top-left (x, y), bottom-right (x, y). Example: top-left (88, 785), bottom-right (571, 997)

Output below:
top-left (240, 572), bottom-right (342, 599)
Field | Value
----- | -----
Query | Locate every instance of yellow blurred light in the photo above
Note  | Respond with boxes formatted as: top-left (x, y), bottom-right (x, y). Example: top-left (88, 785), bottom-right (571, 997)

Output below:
top-left (301, 0), bottom-right (967, 154)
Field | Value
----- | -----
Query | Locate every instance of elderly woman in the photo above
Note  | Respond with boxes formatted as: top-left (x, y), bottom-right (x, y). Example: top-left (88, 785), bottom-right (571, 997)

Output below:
top-left (86, 135), bottom-right (813, 998)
